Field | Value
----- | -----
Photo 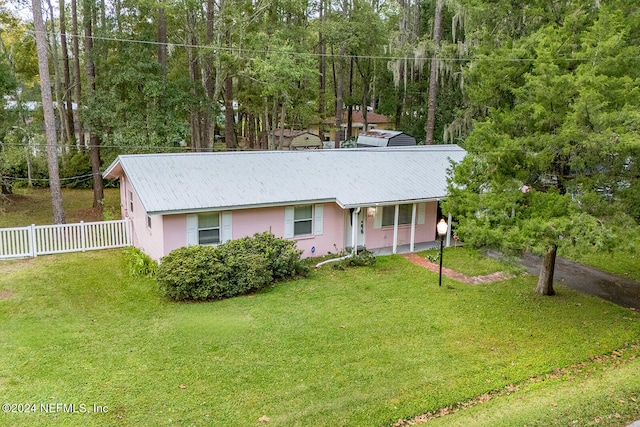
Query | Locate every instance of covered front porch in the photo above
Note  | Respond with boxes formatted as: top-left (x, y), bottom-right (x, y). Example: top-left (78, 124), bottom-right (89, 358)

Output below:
top-left (344, 202), bottom-right (452, 255)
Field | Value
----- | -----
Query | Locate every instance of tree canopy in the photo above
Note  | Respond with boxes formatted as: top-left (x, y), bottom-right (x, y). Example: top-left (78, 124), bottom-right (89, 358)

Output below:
top-left (443, 0), bottom-right (640, 293)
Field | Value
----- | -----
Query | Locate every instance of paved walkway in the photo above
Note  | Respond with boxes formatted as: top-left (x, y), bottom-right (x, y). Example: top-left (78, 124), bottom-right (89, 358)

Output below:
top-left (402, 253), bottom-right (512, 285)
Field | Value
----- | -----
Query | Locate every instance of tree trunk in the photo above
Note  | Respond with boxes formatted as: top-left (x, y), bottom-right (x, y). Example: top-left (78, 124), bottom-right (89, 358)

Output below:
top-left (224, 74), bottom-right (236, 149)
top-left (535, 244), bottom-right (557, 296)
top-left (45, 0), bottom-right (71, 146)
top-left (346, 58), bottom-right (353, 142)
top-left (425, 0), bottom-right (443, 145)
top-left (334, 46), bottom-right (343, 148)
top-left (32, 0), bottom-right (66, 224)
top-left (84, 0), bottom-right (104, 209)
top-left (278, 100), bottom-right (285, 149)
top-left (186, 10), bottom-right (202, 151)
top-left (71, 0), bottom-right (84, 149)
top-left (202, 0), bottom-right (215, 150)
top-left (59, 0), bottom-right (76, 146)
top-left (318, 0), bottom-right (325, 142)
top-left (158, 6), bottom-right (167, 79)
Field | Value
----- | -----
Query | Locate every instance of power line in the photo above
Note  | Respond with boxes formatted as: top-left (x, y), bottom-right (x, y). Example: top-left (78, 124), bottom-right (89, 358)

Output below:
top-left (20, 28), bottom-right (624, 63)
top-left (2, 173), bottom-right (94, 182)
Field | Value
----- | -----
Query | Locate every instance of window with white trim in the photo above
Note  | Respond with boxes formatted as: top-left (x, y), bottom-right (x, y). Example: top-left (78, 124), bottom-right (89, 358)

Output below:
top-left (128, 190), bottom-right (134, 213)
top-left (198, 212), bottom-right (220, 244)
top-left (382, 204), bottom-right (412, 227)
top-left (293, 205), bottom-right (313, 236)
top-left (147, 215), bottom-right (152, 229)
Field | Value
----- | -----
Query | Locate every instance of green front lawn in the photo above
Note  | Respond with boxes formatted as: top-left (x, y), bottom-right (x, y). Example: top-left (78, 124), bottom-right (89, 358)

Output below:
top-left (0, 250), bottom-right (639, 426)
top-left (418, 246), bottom-right (519, 277)
top-left (0, 187), bottom-right (121, 227)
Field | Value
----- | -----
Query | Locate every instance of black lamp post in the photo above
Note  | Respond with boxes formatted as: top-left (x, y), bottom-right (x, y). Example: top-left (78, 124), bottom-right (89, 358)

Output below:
top-left (436, 218), bottom-right (448, 287)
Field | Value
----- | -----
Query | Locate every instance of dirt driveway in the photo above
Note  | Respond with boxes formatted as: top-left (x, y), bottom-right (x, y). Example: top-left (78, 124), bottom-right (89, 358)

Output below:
top-left (519, 253), bottom-right (640, 310)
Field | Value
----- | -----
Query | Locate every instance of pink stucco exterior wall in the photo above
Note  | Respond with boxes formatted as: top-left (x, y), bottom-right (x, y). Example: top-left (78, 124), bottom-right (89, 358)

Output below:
top-left (118, 182), bottom-right (439, 260)
top-left (289, 203), bottom-right (345, 257)
top-left (158, 203), bottom-right (346, 259)
top-left (162, 215), bottom-right (187, 253)
top-left (119, 175), bottom-right (165, 260)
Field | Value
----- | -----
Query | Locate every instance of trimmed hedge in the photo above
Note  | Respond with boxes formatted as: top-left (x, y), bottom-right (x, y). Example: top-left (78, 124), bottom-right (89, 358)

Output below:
top-left (156, 232), bottom-right (309, 301)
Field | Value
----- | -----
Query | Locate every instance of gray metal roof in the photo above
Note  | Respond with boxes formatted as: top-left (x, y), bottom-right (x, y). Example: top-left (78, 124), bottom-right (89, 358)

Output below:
top-left (356, 130), bottom-right (416, 147)
top-left (103, 145), bottom-right (466, 215)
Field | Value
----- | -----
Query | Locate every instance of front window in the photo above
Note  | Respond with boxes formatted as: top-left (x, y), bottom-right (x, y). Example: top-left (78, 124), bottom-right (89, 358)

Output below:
top-left (382, 204), bottom-right (412, 227)
top-left (198, 213), bottom-right (220, 244)
top-left (294, 205), bottom-right (313, 236)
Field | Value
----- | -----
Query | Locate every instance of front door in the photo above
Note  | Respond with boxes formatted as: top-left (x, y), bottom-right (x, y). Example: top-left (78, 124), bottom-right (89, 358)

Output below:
top-left (345, 208), bottom-right (365, 250)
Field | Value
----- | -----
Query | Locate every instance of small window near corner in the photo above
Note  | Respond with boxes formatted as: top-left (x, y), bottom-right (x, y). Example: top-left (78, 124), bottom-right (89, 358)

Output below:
top-left (129, 190), bottom-right (134, 213)
top-left (147, 215), bottom-right (152, 229)
top-left (294, 205), bottom-right (313, 236)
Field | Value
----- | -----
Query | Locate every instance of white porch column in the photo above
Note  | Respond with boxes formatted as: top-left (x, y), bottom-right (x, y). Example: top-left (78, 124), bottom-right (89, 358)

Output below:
top-left (392, 204), bottom-right (399, 254)
top-left (352, 208), bottom-right (358, 255)
top-left (410, 203), bottom-right (417, 253)
top-left (446, 212), bottom-right (452, 247)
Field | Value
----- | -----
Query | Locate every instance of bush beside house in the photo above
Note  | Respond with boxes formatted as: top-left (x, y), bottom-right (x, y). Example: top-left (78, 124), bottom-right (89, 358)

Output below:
top-left (156, 232), bottom-right (309, 301)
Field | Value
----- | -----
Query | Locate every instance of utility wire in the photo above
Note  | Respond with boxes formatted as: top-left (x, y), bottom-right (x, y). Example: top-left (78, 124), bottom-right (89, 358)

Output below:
top-left (19, 28), bottom-right (624, 63)
top-left (1, 173), bottom-right (94, 182)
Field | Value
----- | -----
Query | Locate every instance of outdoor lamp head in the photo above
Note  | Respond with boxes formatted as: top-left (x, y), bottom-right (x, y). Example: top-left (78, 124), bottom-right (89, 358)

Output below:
top-left (437, 218), bottom-right (448, 237)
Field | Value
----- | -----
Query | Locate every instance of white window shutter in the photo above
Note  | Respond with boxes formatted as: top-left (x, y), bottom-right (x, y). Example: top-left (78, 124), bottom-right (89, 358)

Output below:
top-left (417, 203), bottom-right (426, 225)
top-left (186, 214), bottom-right (198, 246)
top-left (314, 204), bottom-right (324, 235)
top-left (221, 212), bottom-right (233, 243)
top-left (373, 207), bottom-right (382, 229)
top-left (284, 207), bottom-right (294, 238)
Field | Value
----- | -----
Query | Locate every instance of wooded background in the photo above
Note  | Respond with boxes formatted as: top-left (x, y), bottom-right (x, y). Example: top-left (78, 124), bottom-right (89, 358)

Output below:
top-left (1, 0), bottom-right (639, 248)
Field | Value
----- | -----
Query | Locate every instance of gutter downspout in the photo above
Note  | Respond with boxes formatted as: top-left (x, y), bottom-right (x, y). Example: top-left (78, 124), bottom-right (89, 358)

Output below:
top-left (315, 207), bottom-right (361, 268)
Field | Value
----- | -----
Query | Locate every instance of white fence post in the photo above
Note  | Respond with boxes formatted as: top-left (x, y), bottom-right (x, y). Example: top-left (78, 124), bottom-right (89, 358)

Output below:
top-left (0, 219), bottom-right (132, 259)
top-left (80, 221), bottom-right (86, 252)
top-left (29, 224), bottom-right (37, 258)
top-left (125, 218), bottom-right (132, 246)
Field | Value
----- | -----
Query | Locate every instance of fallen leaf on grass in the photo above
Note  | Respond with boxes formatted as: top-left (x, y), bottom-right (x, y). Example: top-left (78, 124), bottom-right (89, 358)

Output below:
top-left (258, 415), bottom-right (271, 422)
top-left (178, 384), bottom-right (187, 389)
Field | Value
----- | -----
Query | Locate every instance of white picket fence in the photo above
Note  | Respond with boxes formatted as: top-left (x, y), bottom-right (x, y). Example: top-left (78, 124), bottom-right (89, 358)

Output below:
top-left (0, 219), bottom-right (132, 260)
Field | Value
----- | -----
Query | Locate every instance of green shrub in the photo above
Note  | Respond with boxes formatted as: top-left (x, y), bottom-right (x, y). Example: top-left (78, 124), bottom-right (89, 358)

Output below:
top-left (217, 244), bottom-right (272, 297)
top-left (123, 247), bottom-right (158, 278)
top-left (156, 233), bottom-right (308, 302)
top-left (331, 250), bottom-right (377, 270)
top-left (156, 245), bottom-right (222, 301)
top-left (238, 232), bottom-right (309, 279)
top-left (60, 151), bottom-right (93, 189)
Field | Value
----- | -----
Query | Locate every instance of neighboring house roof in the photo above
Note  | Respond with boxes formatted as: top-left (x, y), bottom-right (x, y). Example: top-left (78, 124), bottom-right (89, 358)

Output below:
top-left (103, 145), bottom-right (466, 215)
top-left (356, 130), bottom-right (416, 147)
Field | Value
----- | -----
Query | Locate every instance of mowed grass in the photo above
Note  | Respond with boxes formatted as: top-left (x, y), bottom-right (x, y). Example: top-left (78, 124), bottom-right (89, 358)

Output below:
top-left (0, 187), bottom-right (121, 227)
top-left (0, 250), bottom-right (639, 426)
top-left (417, 246), bottom-right (517, 277)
